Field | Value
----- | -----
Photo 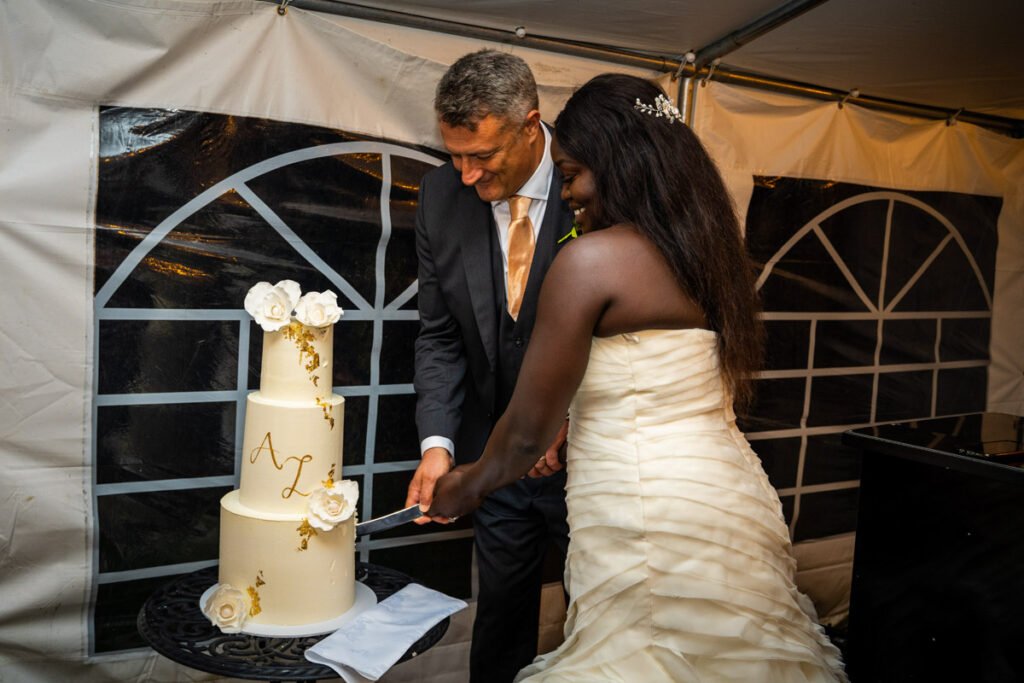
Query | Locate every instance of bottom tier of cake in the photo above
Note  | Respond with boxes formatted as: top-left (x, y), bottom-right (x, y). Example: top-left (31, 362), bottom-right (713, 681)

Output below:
top-left (217, 490), bottom-right (355, 628)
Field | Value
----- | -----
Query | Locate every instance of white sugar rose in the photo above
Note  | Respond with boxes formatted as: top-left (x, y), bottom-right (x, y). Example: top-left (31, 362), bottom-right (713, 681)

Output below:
top-left (294, 290), bottom-right (343, 328)
top-left (244, 280), bottom-right (301, 331)
top-left (203, 583), bottom-right (250, 633)
top-left (307, 479), bottom-right (359, 531)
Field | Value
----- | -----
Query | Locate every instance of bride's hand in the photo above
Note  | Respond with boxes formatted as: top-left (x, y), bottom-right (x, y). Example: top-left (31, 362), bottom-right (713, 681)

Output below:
top-left (426, 464), bottom-right (486, 521)
top-left (527, 417), bottom-right (568, 478)
top-left (527, 444), bottom-right (565, 478)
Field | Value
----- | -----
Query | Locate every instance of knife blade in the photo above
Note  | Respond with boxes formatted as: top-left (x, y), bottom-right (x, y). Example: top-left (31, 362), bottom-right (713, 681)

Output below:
top-left (355, 504), bottom-right (423, 536)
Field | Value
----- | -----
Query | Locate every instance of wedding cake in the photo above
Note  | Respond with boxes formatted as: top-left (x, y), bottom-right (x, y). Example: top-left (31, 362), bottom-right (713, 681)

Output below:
top-left (202, 280), bottom-right (360, 635)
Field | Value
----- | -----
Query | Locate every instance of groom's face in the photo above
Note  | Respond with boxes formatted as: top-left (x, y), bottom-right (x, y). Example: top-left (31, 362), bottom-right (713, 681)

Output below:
top-left (439, 111), bottom-right (542, 203)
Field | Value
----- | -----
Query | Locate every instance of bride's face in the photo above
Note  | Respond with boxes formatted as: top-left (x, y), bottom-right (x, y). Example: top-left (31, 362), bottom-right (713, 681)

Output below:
top-left (551, 137), bottom-right (600, 232)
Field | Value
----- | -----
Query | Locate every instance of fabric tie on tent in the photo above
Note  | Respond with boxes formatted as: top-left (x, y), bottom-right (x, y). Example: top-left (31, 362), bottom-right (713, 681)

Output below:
top-left (304, 583), bottom-right (467, 682)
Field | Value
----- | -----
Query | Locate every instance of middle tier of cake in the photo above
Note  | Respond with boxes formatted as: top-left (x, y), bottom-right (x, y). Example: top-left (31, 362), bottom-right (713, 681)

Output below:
top-left (239, 392), bottom-right (345, 514)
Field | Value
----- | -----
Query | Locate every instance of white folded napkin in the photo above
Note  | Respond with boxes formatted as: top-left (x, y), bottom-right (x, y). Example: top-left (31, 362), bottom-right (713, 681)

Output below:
top-left (305, 583), bottom-right (467, 682)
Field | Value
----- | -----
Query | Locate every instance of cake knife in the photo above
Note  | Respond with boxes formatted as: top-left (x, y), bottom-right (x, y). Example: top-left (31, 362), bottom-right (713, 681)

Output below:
top-left (355, 504), bottom-right (424, 536)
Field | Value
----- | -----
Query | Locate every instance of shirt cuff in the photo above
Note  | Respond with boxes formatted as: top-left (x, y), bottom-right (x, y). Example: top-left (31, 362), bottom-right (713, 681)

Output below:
top-left (420, 436), bottom-right (455, 466)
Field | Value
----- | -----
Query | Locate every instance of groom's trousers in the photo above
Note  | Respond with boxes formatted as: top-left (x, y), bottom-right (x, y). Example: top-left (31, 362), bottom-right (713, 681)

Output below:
top-left (470, 470), bottom-right (569, 683)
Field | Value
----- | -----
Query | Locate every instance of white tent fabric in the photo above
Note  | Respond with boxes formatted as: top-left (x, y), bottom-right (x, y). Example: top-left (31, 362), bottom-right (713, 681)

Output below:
top-left (0, 0), bottom-right (643, 150)
top-left (1, 0), bottom-right (1021, 680)
top-left (690, 80), bottom-right (1024, 417)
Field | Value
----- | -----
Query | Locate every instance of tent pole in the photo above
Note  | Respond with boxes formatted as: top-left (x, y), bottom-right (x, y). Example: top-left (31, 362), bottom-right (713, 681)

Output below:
top-left (708, 66), bottom-right (1022, 136)
top-left (678, 77), bottom-right (698, 128)
top-left (687, 78), bottom-right (699, 128)
top-left (279, 0), bottom-right (675, 72)
top-left (269, 0), bottom-right (1023, 138)
top-left (694, 0), bottom-right (832, 68)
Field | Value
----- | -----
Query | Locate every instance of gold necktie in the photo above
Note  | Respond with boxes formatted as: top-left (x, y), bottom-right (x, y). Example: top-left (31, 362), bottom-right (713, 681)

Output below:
top-left (506, 195), bottom-right (535, 321)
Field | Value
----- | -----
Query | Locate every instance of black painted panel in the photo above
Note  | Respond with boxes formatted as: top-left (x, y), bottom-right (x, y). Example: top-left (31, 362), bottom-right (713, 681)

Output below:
top-left (750, 438), bottom-right (801, 490)
top-left (807, 374), bottom-right (873, 427)
top-left (98, 320), bottom-right (239, 395)
top-left (793, 488), bottom-right (859, 542)
top-left (95, 573), bottom-right (190, 653)
top-left (374, 393), bottom-right (420, 463)
top-left (814, 319), bottom-right (877, 369)
top-left (97, 488), bottom-right (227, 573)
top-left (369, 537), bottom-right (474, 600)
top-left (876, 371), bottom-right (933, 423)
top-left (763, 320), bottom-right (810, 371)
top-left (803, 433), bottom-right (863, 486)
top-left (96, 402), bottom-right (235, 483)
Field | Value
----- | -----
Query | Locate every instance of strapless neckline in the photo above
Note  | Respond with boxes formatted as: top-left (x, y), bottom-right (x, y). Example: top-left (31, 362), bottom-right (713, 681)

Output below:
top-left (593, 327), bottom-right (716, 343)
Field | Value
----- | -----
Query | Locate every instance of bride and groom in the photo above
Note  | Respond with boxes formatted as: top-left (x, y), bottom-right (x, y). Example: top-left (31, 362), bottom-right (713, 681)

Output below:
top-left (405, 49), bottom-right (847, 682)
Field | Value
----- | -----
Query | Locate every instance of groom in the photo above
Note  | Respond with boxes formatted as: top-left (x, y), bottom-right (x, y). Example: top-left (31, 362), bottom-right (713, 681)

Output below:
top-left (404, 49), bottom-right (573, 682)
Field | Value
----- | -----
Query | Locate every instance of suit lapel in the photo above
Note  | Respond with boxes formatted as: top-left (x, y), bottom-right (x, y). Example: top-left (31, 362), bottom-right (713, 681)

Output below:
top-left (459, 190), bottom-right (498, 370)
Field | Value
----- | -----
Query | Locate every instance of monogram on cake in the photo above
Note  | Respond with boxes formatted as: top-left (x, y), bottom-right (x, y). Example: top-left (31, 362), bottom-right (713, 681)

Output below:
top-left (202, 280), bottom-right (364, 636)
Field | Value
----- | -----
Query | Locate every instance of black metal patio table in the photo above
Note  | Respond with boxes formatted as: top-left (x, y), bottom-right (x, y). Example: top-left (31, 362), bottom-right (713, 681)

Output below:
top-left (137, 562), bottom-right (449, 682)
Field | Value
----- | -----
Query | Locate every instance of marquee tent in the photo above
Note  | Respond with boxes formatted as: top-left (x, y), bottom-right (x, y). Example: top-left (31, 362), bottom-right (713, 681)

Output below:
top-left (297, 0), bottom-right (1024, 124)
top-left (1, 0), bottom-right (1021, 680)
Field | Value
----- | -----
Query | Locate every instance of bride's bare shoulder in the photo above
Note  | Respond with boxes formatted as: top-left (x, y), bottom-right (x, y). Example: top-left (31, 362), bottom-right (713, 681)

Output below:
top-left (554, 224), bottom-right (645, 266)
top-left (556, 225), bottom-right (666, 282)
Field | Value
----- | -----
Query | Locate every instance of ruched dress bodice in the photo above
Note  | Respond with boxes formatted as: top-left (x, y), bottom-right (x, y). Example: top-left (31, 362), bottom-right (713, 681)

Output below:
top-left (516, 329), bottom-right (847, 683)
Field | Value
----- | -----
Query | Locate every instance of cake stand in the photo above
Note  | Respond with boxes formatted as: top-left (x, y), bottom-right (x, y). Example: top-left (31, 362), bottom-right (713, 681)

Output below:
top-left (137, 563), bottom-right (450, 682)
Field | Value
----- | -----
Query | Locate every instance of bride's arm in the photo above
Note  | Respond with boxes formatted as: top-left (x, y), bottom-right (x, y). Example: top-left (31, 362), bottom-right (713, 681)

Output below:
top-left (426, 236), bottom-right (610, 519)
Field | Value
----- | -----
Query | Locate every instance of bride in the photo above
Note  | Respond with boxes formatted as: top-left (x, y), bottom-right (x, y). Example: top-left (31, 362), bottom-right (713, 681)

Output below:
top-left (427, 73), bottom-right (847, 682)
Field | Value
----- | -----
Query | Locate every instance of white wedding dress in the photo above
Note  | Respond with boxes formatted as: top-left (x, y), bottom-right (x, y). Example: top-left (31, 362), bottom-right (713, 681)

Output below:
top-left (517, 328), bottom-right (847, 682)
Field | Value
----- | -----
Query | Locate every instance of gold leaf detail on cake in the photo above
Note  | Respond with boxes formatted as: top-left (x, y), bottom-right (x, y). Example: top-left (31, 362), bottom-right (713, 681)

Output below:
top-left (282, 321), bottom-right (323, 388)
top-left (250, 432), bottom-right (314, 499)
top-left (246, 587), bottom-right (261, 617)
top-left (322, 465), bottom-right (336, 489)
top-left (297, 518), bottom-right (318, 551)
top-left (314, 397), bottom-right (336, 429)
top-left (246, 570), bottom-right (265, 616)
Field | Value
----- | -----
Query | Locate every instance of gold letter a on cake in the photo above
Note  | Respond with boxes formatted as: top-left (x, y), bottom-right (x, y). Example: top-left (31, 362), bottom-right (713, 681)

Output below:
top-left (249, 432), bottom-right (315, 499)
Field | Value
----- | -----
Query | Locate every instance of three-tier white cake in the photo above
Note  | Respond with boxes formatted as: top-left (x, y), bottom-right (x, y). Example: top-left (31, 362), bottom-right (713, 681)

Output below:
top-left (202, 281), bottom-right (360, 635)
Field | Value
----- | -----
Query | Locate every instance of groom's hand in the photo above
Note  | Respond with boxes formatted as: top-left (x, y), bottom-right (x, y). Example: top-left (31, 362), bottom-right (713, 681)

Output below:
top-left (527, 417), bottom-right (569, 478)
top-left (405, 447), bottom-right (454, 524)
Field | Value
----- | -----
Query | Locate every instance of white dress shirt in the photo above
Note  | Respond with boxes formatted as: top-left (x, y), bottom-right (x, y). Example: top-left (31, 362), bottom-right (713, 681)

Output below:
top-left (420, 125), bottom-right (555, 460)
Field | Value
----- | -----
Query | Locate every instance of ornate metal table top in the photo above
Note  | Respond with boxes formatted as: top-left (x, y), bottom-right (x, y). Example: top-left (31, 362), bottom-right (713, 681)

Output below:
top-left (137, 563), bottom-right (450, 681)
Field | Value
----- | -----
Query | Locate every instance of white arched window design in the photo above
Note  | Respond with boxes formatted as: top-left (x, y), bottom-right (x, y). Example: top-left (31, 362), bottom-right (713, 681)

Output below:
top-left (746, 182), bottom-right (997, 539)
top-left (91, 126), bottom-right (460, 653)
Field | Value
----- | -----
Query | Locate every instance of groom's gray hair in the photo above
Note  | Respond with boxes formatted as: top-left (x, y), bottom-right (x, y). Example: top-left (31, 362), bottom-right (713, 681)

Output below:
top-left (434, 49), bottom-right (539, 131)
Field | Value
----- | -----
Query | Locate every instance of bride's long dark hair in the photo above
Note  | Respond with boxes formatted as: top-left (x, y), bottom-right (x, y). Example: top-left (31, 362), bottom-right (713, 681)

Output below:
top-left (555, 74), bottom-right (763, 409)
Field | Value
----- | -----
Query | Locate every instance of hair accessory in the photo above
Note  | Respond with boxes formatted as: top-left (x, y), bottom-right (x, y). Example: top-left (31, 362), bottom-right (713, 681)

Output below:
top-left (633, 94), bottom-right (684, 124)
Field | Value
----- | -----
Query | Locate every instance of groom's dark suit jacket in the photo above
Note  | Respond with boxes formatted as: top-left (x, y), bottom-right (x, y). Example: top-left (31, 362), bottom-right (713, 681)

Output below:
top-left (414, 159), bottom-right (573, 464)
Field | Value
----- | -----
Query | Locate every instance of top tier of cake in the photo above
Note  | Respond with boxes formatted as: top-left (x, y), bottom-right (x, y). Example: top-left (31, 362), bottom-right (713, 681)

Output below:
top-left (238, 283), bottom-right (347, 516)
top-left (238, 320), bottom-right (345, 515)
top-left (260, 322), bottom-right (334, 402)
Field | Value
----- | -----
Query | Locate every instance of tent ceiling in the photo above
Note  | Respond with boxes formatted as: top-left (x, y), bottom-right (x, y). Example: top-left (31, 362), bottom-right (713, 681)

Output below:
top-left (345, 0), bottom-right (1024, 121)
top-left (727, 0), bottom-right (1024, 119)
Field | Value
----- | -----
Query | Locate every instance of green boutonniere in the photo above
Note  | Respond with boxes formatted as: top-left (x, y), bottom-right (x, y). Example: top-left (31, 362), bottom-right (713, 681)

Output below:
top-left (557, 222), bottom-right (581, 244)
